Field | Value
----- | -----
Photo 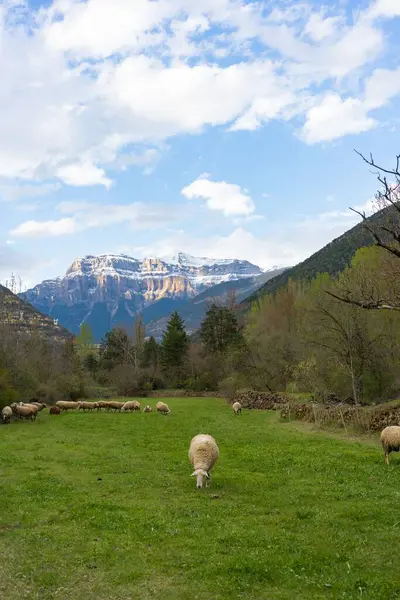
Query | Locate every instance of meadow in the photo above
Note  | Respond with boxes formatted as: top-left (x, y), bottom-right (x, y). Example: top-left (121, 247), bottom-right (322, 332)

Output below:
top-left (1, 397), bottom-right (399, 600)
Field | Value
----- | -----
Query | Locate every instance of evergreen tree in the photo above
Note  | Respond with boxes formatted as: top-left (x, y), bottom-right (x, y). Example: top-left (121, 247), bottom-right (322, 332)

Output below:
top-left (160, 311), bottom-right (188, 381)
top-left (200, 303), bottom-right (243, 356)
top-left (133, 314), bottom-right (146, 368)
top-left (84, 351), bottom-right (99, 377)
top-left (141, 336), bottom-right (159, 371)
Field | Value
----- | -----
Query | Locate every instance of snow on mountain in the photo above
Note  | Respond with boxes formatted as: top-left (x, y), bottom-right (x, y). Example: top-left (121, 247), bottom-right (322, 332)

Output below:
top-left (21, 252), bottom-right (263, 341)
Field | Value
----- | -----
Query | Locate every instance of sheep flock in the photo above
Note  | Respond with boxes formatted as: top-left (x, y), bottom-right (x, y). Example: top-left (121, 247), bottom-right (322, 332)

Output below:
top-left (3, 397), bottom-right (400, 481)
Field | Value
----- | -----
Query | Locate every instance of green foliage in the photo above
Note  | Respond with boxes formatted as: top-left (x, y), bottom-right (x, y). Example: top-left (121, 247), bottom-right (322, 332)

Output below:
top-left (76, 323), bottom-right (93, 352)
top-left (244, 206), bottom-right (394, 307)
top-left (241, 246), bottom-right (400, 404)
top-left (160, 311), bottom-right (189, 384)
top-left (100, 328), bottom-right (132, 369)
top-left (0, 368), bottom-right (18, 410)
top-left (200, 303), bottom-right (243, 356)
top-left (141, 336), bottom-right (159, 370)
top-left (1, 399), bottom-right (399, 599)
top-left (83, 351), bottom-right (99, 376)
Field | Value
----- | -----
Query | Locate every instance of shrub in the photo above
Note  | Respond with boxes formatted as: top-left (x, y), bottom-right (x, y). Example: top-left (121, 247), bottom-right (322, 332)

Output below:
top-left (36, 383), bottom-right (57, 405)
top-left (84, 386), bottom-right (116, 399)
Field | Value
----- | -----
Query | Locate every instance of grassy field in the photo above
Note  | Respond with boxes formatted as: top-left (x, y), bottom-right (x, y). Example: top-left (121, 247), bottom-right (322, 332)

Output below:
top-left (1, 398), bottom-right (400, 600)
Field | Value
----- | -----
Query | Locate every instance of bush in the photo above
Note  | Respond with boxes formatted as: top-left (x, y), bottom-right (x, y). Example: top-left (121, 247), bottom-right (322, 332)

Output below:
top-left (53, 375), bottom-right (85, 401)
top-left (84, 386), bottom-right (117, 399)
top-left (36, 383), bottom-right (57, 405)
top-left (0, 387), bottom-right (19, 410)
top-left (0, 368), bottom-right (20, 410)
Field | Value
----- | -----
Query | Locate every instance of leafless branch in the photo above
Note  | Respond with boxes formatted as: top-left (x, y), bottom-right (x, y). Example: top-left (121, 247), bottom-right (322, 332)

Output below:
top-left (326, 290), bottom-right (400, 311)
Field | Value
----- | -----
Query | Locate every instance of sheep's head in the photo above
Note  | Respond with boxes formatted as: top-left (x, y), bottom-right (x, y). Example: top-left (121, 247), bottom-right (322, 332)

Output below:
top-left (191, 469), bottom-right (210, 489)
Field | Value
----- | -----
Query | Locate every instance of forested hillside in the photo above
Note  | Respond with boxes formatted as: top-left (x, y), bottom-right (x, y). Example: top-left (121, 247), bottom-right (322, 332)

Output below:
top-left (0, 284), bottom-right (70, 340)
top-left (243, 208), bottom-right (387, 306)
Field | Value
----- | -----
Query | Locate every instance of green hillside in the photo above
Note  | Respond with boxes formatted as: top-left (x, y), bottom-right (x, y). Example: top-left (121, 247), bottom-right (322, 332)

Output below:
top-left (243, 209), bottom-right (386, 306)
top-left (0, 283), bottom-right (70, 340)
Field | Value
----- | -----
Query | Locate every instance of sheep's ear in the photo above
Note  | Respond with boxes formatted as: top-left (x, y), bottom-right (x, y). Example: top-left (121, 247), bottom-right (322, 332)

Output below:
top-left (205, 472), bottom-right (210, 479)
top-left (191, 471), bottom-right (197, 477)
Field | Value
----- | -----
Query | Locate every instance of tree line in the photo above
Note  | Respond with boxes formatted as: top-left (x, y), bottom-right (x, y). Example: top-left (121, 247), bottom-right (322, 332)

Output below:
top-left (1, 151), bottom-right (400, 407)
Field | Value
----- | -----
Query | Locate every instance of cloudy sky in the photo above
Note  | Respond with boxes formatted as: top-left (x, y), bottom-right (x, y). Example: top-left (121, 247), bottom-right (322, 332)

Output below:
top-left (1, 0), bottom-right (400, 288)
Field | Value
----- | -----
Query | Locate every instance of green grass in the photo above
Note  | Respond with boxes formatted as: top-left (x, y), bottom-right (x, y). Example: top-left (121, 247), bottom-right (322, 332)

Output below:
top-left (1, 398), bottom-right (400, 600)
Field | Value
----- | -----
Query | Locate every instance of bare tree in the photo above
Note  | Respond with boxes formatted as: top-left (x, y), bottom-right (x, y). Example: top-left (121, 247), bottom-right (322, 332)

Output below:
top-left (327, 151), bottom-right (400, 311)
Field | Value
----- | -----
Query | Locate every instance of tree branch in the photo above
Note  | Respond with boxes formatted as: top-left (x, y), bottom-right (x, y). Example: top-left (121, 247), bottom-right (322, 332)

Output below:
top-left (326, 290), bottom-right (400, 311)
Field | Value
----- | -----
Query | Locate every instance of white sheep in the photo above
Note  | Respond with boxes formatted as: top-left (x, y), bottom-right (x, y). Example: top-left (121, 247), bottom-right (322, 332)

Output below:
top-left (156, 401), bottom-right (170, 415)
top-left (30, 402), bottom-right (46, 411)
top-left (56, 400), bottom-right (80, 411)
top-left (121, 401), bottom-right (141, 412)
top-left (2, 406), bottom-right (12, 424)
top-left (232, 401), bottom-right (242, 415)
top-left (10, 402), bottom-right (39, 421)
top-left (143, 405), bottom-right (152, 413)
top-left (188, 434), bottom-right (219, 489)
top-left (380, 426), bottom-right (400, 465)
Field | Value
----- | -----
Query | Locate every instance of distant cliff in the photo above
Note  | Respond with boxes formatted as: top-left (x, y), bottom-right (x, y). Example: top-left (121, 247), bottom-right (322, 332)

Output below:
top-left (21, 252), bottom-right (263, 340)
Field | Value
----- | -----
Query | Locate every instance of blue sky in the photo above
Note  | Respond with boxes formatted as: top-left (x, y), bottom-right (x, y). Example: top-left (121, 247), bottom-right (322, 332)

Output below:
top-left (1, 0), bottom-right (400, 288)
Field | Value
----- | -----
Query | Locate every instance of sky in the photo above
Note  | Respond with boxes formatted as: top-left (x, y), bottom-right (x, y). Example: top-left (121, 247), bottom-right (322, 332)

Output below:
top-left (1, 0), bottom-right (400, 289)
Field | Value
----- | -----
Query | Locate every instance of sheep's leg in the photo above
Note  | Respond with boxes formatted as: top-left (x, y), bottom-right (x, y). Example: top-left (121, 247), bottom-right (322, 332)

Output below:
top-left (385, 451), bottom-right (390, 466)
top-left (206, 475), bottom-right (211, 488)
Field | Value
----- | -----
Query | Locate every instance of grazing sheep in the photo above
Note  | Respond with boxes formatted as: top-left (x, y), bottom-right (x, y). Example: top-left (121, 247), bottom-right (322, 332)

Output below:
top-left (189, 434), bottom-right (219, 489)
top-left (143, 405), bottom-right (152, 413)
top-left (156, 401), bottom-right (170, 415)
top-left (232, 401), bottom-right (242, 415)
top-left (78, 401), bottom-right (97, 411)
top-left (56, 401), bottom-right (80, 411)
top-left (2, 406), bottom-right (12, 424)
top-left (107, 401), bottom-right (125, 412)
top-left (31, 402), bottom-right (46, 411)
top-left (10, 402), bottom-right (39, 421)
top-left (121, 400), bottom-right (141, 412)
top-left (97, 401), bottom-right (108, 411)
top-left (49, 406), bottom-right (61, 415)
top-left (381, 426), bottom-right (400, 465)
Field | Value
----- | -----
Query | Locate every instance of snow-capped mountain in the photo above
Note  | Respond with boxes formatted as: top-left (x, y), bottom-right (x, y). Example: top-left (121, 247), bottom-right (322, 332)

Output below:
top-left (21, 253), bottom-right (263, 340)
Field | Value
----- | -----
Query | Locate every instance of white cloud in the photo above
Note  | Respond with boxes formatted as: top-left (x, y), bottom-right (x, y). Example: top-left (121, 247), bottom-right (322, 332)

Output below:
top-left (367, 0), bottom-right (400, 19)
top-left (301, 93), bottom-right (376, 143)
top-left (10, 201), bottom-right (188, 238)
top-left (301, 64), bottom-right (400, 143)
top-left (0, 182), bottom-right (61, 202)
top-left (11, 217), bottom-right (77, 238)
top-left (0, 0), bottom-right (397, 191)
top-left (364, 67), bottom-right (400, 110)
top-left (56, 162), bottom-right (112, 189)
top-left (181, 176), bottom-right (255, 216)
top-left (303, 13), bottom-right (343, 42)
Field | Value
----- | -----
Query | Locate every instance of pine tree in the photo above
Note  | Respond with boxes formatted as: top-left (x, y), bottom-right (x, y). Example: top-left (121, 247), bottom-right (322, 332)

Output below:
top-left (200, 303), bottom-right (242, 356)
top-left (141, 336), bottom-right (159, 370)
top-left (160, 311), bottom-right (188, 382)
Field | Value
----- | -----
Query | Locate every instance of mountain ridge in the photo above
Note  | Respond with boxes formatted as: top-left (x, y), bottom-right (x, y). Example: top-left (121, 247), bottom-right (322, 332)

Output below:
top-left (21, 252), bottom-right (264, 341)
